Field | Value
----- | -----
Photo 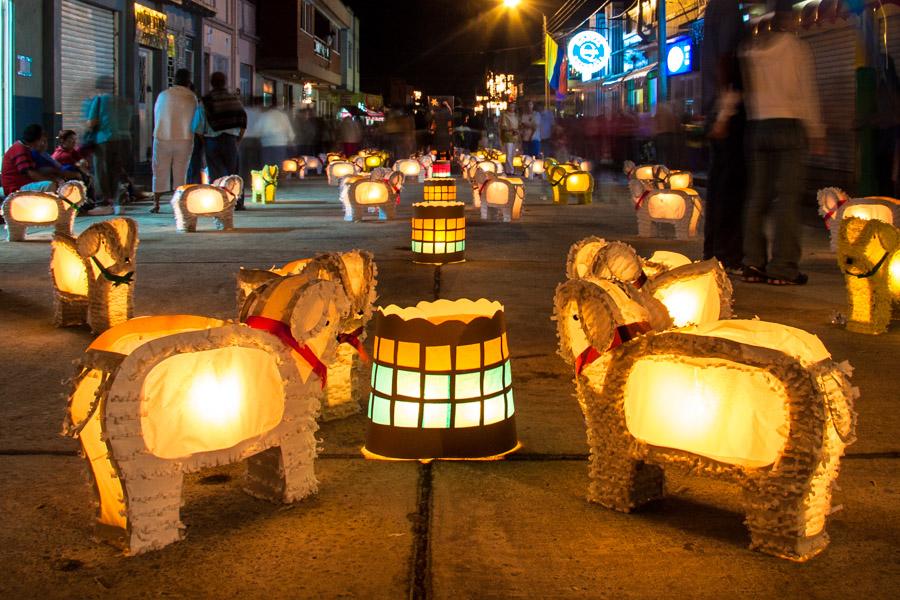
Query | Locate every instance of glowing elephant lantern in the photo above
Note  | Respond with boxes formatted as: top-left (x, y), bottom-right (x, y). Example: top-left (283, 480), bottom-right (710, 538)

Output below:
top-left (50, 218), bottom-right (138, 332)
top-left (327, 160), bottom-right (359, 186)
top-left (1, 190), bottom-right (78, 241)
top-left (524, 157), bottom-right (545, 179)
top-left (251, 165), bottom-right (279, 203)
top-left (548, 165), bottom-right (593, 205)
top-left (281, 158), bottom-right (306, 179)
top-left (171, 184), bottom-right (237, 232)
top-left (394, 158), bottom-right (422, 182)
top-left (300, 155), bottom-right (323, 175)
top-left (554, 279), bottom-right (857, 561)
top-left (511, 154), bottom-right (526, 175)
top-left (818, 187), bottom-right (900, 250)
top-left (63, 314), bottom-right (322, 555)
top-left (360, 154), bottom-right (384, 172)
top-left (411, 201), bottom-right (466, 264)
top-left (423, 178), bottom-right (457, 202)
top-left (633, 183), bottom-right (703, 240)
top-left (837, 217), bottom-right (900, 335)
top-left (326, 152), bottom-right (344, 165)
top-left (363, 299), bottom-right (519, 460)
top-left (480, 176), bottom-right (524, 222)
top-left (343, 178), bottom-right (396, 221)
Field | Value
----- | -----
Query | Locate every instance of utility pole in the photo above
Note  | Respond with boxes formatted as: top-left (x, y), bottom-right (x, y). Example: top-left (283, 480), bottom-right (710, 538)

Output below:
top-left (657, 0), bottom-right (667, 103)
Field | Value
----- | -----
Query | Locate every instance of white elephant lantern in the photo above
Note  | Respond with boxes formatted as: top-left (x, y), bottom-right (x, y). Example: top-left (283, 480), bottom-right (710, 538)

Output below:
top-left (300, 155), bottom-right (323, 175)
top-left (480, 176), bottom-right (524, 222)
top-left (549, 165), bottom-right (593, 205)
top-left (524, 157), bottom-right (545, 179)
top-left (327, 160), bottom-right (360, 186)
top-left (281, 158), bottom-right (306, 179)
top-left (1, 190), bottom-right (77, 241)
top-left (342, 178), bottom-right (395, 222)
top-left (363, 299), bottom-right (519, 460)
top-left (554, 279), bottom-right (857, 561)
top-left (394, 159), bottom-right (422, 181)
top-left (50, 218), bottom-right (138, 332)
top-left (171, 184), bottom-right (237, 232)
top-left (633, 184), bottom-right (703, 240)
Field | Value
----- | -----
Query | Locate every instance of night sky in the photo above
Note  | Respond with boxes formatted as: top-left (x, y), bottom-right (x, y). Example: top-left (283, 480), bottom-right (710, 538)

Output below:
top-left (345, 0), bottom-right (565, 101)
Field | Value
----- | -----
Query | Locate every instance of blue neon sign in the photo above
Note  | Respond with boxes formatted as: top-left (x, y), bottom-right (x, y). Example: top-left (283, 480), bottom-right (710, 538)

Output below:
top-left (666, 38), bottom-right (693, 76)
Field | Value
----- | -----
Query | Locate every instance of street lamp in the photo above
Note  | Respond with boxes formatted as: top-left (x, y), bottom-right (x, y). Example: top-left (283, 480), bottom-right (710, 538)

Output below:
top-left (502, 0), bottom-right (522, 7)
top-left (498, 0), bottom-right (550, 110)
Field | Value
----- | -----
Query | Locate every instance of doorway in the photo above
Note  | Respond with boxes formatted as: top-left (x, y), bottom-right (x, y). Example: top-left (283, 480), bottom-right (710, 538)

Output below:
top-left (138, 47), bottom-right (156, 162)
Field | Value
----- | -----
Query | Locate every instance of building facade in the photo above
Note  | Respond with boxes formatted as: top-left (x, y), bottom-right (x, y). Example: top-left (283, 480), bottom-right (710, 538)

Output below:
top-left (257, 0), bottom-right (360, 117)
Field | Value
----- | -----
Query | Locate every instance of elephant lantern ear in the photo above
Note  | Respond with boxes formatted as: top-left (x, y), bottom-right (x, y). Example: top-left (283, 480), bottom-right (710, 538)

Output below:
top-left (75, 227), bottom-right (103, 258)
top-left (591, 241), bottom-right (643, 284)
top-left (288, 279), bottom-right (349, 347)
top-left (554, 279), bottom-right (616, 365)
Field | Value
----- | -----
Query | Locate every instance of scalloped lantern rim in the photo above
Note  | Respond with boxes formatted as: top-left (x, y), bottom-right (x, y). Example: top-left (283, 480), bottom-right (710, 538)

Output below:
top-left (376, 299), bottom-right (505, 342)
top-left (379, 299), bottom-right (502, 324)
top-left (412, 201), bottom-right (465, 208)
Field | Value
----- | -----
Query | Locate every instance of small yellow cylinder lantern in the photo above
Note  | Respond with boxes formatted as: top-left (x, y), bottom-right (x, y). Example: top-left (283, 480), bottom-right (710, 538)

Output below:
top-left (423, 178), bottom-right (457, 202)
top-left (364, 299), bottom-right (518, 460)
top-left (411, 201), bottom-right (466, 264)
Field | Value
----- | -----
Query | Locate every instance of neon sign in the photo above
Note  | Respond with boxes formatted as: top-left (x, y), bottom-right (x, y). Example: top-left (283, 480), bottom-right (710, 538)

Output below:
top-left (666, 38), bottom-right (693, 76)
top-left (567, 31), bottom-right (611, 82)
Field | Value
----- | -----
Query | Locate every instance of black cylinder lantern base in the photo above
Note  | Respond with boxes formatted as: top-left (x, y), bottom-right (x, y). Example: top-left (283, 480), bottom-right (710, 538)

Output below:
top-left (364, 418), bottom-right (518, 460)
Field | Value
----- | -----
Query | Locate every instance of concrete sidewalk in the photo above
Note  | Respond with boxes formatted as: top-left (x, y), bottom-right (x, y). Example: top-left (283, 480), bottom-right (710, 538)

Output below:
top-left (0, 175), bottom-right (897, 599)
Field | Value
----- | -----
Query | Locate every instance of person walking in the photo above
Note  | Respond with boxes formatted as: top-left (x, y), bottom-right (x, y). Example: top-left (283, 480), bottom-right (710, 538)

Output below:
top-left (150, 69), bottom-right (197, 213)
top-left (740, 0), bottom-right (825, 285)
top-left (701, 0), bottom-right (746, 274)
top-left (520, 101), bottom-right (541, 157)
top-left (84, 77), bottom-right (133, 208)
top-left (499, 102), bottom-right (520, 173)
top-left (339, 115), bottom-right (362, 157)
top-left (194, 72), bottom-right (247, 208)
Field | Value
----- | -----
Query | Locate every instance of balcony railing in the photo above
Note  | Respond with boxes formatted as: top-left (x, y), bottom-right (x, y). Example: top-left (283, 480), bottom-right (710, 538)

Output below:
top-left (313, 37), bottom-right (331, 60)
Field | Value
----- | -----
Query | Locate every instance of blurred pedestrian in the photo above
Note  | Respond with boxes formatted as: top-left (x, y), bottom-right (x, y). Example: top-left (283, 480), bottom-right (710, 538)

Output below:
top-left (85, 77), bottom-right (133, 208)
top-left (499, 102), bottom-right (520, 172)
top-left (339, 115), bottom-right (362, 157)
top-left (253, 105), bottom-right (294, 166)
top-left (520, 101), bottom-right (541, 157)
top-left (539, 104), bottom-right (554, 157)
top-left (740, 0), bottom-right (825, 285)
top-left (186, 83), bottom-right (204, 185)
top-left (195, 71), bottom-right (247, 208)
top-left (150, 68), bottom-right (197, 213)
top-left (432, 101), bottom-right (453, 159)
top-left (702, 0), bottom-right (747, 274)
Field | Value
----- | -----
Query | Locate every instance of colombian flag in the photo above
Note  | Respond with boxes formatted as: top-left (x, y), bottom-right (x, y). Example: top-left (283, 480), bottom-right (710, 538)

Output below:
top-left (545, 34), bottom-right (565, 95)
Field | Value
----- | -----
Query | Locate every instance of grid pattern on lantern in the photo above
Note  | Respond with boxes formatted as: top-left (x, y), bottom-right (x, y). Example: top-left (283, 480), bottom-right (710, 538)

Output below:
top-left (423, 179), bottom-right (457, 201)
top-left (367, 333), bottom-right (514, 429)
top-left (411, 216), bottom-right (466, 255)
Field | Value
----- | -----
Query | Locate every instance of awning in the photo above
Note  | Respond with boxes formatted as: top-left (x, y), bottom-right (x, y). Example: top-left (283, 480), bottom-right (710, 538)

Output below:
top-left (602, 75), bottom-right (624, 87)
top-left (622, 63), bottom-right (657, 82)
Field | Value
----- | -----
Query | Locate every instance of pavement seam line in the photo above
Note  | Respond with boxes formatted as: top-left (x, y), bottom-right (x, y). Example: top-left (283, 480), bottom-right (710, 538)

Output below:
top-left (408, 461), bottom-right (434, 600)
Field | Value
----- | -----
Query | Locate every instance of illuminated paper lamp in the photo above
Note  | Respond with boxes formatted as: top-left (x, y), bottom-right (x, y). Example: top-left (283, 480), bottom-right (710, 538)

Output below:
top-left (423, 178), bottom-right (457, 202)
top-left (363, 154), bottom-right (384, 172)
top-left (327, 160), bottom-right (360, 186)
top-left (394, 158), bottom-right (422, 182)
top-left (635, 188), bottom-right (703, 239)
top-left (416, 154), bottom-right (435, 182)
top-left (644, 260), bottom-right (734, 327)
top-left (171, 184), bottom-right (236, 232)
top-left (300, 155), bottom-right (323, 175)
top-left (554, 278), bottom-right (858, 561)
top-left (624, 160), bottom-right (667, 185)
top-left (50, 218), bottom-right (138, 333)
top-left (549, 165), bottom-right (593, 205)
top-left (62, 307), bottom-right (335, 554)
top-left (363, 299), bottom-right (519, 460)
top-left (326, 152), bottom-right (344, 165)
top-left (511, 154), bottom-right (526, 175)
top-left (343, 178), bottom-right (395, 221)
top-left (241, 257), bottom-right (376, 421)
top-left (481, 177), bottom-right (524, 222)
top-left (665, 170), bottom-right (693, 190)
top-left (641, 250), bottom-right (692, 278)
top-left (251, 165), bottom-right (279, 203)
top-left (524, 157), bottom-right (545, 179)
top-left (212, 175), bottom-right (244, 202)
top-left (1, 191), bottom-right (77, 241)
top-left (281, 158), bottom-right (306, 179)
top-left (411, 201), bottom-right (466, 264)
top-left (432, 160), bottom-right (452, 178)
top-left (818, 187), bottom-right (900, 250)
top-left (837, 217), bottom-right (900, 334)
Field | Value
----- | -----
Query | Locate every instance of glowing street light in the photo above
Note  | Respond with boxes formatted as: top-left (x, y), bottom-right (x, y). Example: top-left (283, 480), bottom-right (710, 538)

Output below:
top-left (502, 0), bottom-right (522, 7)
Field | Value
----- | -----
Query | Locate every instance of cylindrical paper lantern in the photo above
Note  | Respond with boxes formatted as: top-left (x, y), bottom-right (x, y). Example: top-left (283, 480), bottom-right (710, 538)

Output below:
top-left (411, 201), bottom-right (466, 264)
top-left (364, 299), bottom-right (518, 459)
top-left (423, 178), bottom-right (457, 202)
top-left (432, 160), bottom-right (451, 178)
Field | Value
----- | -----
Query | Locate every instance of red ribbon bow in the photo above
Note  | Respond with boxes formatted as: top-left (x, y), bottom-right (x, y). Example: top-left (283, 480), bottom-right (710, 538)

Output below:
top-left (633, 270), bottom-right (648, 289)
top-left (634, 190), bottom-right (650, 211)
top-left (337, 326), bottom-right (371, 364)
top-left (574, 321), bottom-right (652, 376)
top-left (244, 316), bottom-right (328, 389)
top-left (823, 197), bottom-right (848, 230)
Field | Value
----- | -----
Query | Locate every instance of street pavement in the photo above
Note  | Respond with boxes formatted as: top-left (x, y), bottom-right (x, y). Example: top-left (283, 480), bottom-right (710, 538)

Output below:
top-left (0, 173), bottom-right (897, 598)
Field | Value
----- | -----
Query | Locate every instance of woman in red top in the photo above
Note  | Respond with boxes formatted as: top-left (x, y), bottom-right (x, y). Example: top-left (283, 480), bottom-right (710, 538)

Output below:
top-left (52, 130), bottom-right (98, 206)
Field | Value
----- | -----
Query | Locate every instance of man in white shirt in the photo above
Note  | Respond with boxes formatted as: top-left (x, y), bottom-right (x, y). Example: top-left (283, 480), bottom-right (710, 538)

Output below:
top-left (740, 0), bottom-right (825, 285)
top-left (520, 101), bottom-right (541, 157)
top-left (150, 69), bottom-right (197, 213)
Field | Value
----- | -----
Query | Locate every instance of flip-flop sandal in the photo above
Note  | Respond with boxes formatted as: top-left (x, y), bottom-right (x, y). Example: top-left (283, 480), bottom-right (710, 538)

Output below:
top-left (742, 266), bottom-right (768, 283)
top-left (767, 273), bottom-right (808, 286)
